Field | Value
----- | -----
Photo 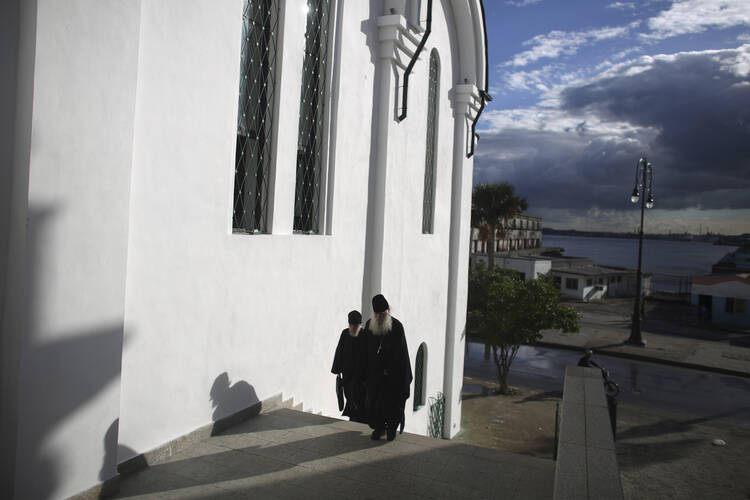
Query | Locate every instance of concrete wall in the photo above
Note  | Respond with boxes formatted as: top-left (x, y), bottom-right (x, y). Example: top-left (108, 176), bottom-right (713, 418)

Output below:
top-left (3, 2), bottom-right (141, 498)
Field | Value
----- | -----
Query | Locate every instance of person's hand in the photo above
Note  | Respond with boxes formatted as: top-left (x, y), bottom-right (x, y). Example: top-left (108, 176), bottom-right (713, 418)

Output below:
top-left (383, 369), bottom-right (388, 376)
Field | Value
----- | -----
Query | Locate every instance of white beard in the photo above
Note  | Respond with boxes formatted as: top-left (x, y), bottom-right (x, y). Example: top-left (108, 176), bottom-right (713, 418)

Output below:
top-left (369, 313), bottom-right (392, 336)
top-left (348, 325), bottom-right (361, 337)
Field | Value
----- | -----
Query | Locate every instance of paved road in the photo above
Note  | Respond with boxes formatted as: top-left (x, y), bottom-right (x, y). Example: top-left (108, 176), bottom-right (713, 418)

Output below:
top-left (464, 341), bottom-right (750, 427)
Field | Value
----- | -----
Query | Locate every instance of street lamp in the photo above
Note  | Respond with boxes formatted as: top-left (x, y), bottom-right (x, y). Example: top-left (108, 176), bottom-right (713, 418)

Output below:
top-left (628, 156), bottom-right (653, 346)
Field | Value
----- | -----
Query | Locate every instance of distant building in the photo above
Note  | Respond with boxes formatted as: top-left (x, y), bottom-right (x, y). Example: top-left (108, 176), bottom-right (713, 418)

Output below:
top-left (470, 244), bottom-right (649, 300)
top-left (470, 254), bottom-right (551, 280)
top-left (692, 274), bottom-right (750, 328)
top-left (549, 264), bottom-right (648, 301)
top-left (712, 243), bottom-right (750, 274)
top-left (470, 214), bottom-right (542, 254)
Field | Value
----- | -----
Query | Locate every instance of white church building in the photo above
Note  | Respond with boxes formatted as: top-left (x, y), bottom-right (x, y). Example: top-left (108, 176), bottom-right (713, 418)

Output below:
top-left (1, 0), bottom-right (488, 498)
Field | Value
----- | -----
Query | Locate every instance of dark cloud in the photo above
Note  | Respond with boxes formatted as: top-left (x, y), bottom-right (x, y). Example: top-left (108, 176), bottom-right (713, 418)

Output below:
top-left (475, 46), bottom-right (750, 222)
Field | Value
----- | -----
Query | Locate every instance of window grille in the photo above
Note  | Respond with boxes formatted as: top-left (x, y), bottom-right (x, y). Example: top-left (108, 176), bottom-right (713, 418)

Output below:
top-left (413, 343), bottom-right (427, 410)
top-left (233, 0), bottom-right (280, 233)
top-left (293, 0), bottom-right (332, 233)
top-left (422, 50), bottom-right (439, 234)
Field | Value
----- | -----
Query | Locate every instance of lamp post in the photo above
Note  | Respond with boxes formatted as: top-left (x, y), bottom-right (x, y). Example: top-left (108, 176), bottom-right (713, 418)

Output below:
top-left (628, 157), bottom-right (653, 346)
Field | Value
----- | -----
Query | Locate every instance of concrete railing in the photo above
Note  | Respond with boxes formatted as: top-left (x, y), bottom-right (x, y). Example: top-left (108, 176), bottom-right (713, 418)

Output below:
top-left (554, 365), bottom-right (624, 500)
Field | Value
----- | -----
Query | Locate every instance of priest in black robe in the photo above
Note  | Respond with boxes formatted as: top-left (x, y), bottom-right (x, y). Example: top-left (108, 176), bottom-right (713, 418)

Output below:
top-left (364, 294), bottom-right (412, 441)
top-left (331, 310), bottom-right (367, 423)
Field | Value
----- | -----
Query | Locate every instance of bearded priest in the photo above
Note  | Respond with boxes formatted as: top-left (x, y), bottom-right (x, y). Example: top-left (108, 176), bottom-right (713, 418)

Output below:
top-left (363, 294), bottom-right (413, 441)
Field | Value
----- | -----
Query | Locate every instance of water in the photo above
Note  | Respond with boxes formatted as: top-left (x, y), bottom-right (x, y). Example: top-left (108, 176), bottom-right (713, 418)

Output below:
top-left (542, 235), bottom-right (737, 277)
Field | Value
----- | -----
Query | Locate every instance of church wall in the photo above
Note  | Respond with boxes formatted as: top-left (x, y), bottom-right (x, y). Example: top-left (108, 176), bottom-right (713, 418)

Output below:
top-left (117, 0), bottom-right (375, 460)
top-left (6, 1), bottom-right (142, 498)
top-left (379, 2), bottom-right (457, 436)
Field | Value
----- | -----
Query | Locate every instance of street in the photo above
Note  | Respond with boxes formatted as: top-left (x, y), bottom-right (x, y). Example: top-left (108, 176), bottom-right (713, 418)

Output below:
top-left (464, 341), bottom-right (750, 426)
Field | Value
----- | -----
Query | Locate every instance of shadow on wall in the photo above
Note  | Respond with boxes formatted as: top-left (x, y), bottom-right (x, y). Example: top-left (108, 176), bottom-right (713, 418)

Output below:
top-left (100, 420), bottom-right (135, 482)
top-left (8, 206), bottom-right (127, 499)
top-left (210, 371), bottom-right (259, 424)
top-left (210, 372), bottom-right (330, 436)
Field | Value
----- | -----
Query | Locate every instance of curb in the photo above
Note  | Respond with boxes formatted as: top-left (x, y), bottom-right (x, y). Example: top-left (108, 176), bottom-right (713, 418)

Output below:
top-left (534, 341), bottom-right (750, 379)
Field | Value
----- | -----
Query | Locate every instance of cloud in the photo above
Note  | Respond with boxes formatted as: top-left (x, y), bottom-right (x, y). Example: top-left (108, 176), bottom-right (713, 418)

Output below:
top-left (505, 26), bottom-right (631, 67)
top-left (476, 45), bottom-right (750, 232)
top-left (645, 0), bottom-right (750, 40)
top-left (506, 0), bottom-right (542, 6)
top-left (606, 2), bottom-right (636, 9)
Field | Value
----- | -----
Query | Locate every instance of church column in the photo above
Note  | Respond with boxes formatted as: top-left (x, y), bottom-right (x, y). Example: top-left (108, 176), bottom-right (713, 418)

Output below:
top-left (443, 83), bottom-right (481, 438)
top-left (361, 13), bottom-right (410, 313)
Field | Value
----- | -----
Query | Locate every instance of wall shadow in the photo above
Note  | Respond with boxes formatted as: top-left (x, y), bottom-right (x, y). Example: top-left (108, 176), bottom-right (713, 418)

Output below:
top-left (210, 372), bottom-right (259, 423)
top-left (7, 206), bottom-right (127, 499)
top-left (100, 419), bottom-right (135, 482)
top-left (209, 373), bottom-right (331, 436)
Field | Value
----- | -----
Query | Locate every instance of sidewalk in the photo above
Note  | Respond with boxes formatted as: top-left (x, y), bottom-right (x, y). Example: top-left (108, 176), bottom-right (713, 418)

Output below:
top-left (112, 408), bottom-right (554, 499)
top-left (539, 308), bottom-right (750, 378)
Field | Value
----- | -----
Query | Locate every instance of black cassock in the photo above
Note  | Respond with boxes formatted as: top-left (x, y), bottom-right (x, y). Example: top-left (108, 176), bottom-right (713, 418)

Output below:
top-left (363, 317), bottom-right (413, 432)
top-left (331, 329), bottom-right (367, 423)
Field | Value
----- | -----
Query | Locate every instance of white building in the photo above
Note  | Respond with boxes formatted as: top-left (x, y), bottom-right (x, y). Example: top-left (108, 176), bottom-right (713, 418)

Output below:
top-left (551, 265), bottom-right (649, 302)
top-left (0, 1), bottom-right (488, 498)
top-left (470, 254), bottom-right (552, 281)
top-left (692, 274), bottom-right (750, 328)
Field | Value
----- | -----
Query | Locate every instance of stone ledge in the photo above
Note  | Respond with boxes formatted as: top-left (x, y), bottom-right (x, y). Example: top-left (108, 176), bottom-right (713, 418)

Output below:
top-left (553, 365), bottom-right (623, 500)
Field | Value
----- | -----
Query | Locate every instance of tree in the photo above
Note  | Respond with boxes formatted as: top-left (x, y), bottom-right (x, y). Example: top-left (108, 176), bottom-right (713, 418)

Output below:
top-left (467, 262), bottom-right (579, 394)
top-left (471, 183), bottom-right (529, 269)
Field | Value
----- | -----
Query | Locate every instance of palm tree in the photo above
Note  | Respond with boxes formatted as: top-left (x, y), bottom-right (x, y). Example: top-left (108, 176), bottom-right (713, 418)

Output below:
top-left (471, 183), bottom-right (529, 269)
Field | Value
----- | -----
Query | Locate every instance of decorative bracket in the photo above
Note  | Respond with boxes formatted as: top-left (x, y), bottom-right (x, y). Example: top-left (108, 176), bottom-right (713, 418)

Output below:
top-left (452, 84), bottom-right (485, 157)
top-left (377, 13), bottom-right (427, 120)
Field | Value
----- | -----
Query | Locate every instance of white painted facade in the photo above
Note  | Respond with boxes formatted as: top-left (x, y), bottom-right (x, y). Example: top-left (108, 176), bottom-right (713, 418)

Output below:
top-left (552, 269), bottom-right (646, 302)
top-left (0, 1), bottom-right (488, 498)
top-left (470, 254), bottom-right (551, 280)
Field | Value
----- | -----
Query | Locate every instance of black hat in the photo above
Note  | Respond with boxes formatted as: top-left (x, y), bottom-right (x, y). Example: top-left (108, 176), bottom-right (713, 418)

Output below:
top-left (372, 294), bottom-right (389, 313)
top-left (348, 310), bottom-right (362, 325)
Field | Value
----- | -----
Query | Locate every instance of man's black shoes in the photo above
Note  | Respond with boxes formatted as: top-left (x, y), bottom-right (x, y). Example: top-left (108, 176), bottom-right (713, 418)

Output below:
top-left (386, 427), bottom-right (396, 441)
top-left (371, 428), bottom-right (385, 440)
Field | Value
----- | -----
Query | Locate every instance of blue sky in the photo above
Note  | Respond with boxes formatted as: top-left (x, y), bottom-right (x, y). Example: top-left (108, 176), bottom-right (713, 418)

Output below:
top-left (475, 0), bottom-right (750, 235)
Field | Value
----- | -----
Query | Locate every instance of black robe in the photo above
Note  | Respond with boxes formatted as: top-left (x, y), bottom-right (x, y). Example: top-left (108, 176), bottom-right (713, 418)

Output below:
top-left (363, 317), bottom-right (413, 431)
top-left (331, 329), bottom-right (367, 422)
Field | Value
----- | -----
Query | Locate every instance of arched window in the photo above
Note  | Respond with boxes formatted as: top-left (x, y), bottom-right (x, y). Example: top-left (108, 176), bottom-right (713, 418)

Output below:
top-left (413, 343), bottom-right (427, 410)
top-left (422, 50), bottom-right (439, 234)
top-left (233, 0), bottom-right (280, 233)
top-left (294, 0), bottom-right (333, 233)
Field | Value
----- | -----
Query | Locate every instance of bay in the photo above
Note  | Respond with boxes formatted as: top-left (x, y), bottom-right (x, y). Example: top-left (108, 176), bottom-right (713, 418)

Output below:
top-left (541, 235), bottom-right (737, 278)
